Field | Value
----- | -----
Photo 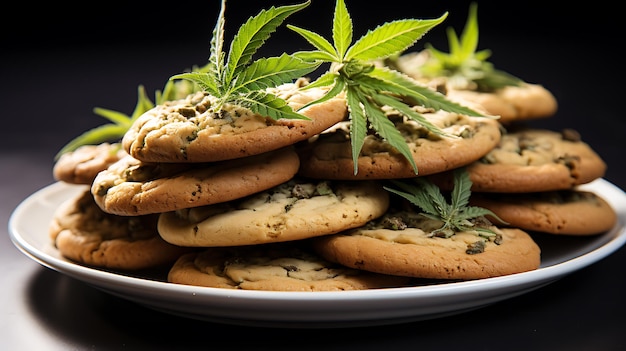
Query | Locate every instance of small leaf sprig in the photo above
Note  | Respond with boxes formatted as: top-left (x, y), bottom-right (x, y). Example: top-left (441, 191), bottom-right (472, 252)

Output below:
top-left (54, 85), bottom-right (154, 160)
top-left (54, 61), bottom-right (211, 161)
top-left (169, 0), bottom-right (321, 121)
top-left (407, 2), bottom-right (522, 92)
top-left (287, 0), bottom-right (486, 175)
top-left (384, 167), bottom-right (506, 239)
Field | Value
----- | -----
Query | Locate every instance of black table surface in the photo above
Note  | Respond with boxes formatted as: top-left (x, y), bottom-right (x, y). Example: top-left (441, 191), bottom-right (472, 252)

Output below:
top-left (2, 1), bottom-right (625, 350)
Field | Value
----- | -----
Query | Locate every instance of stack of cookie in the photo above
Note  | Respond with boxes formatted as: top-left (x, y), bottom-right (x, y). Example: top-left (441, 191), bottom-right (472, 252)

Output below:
top-left (49, 67), bottom-right (616, 293)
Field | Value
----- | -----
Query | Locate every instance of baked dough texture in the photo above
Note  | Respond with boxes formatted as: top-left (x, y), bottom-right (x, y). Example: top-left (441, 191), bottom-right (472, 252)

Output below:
top-left (122, 83), bottom-right (348, 163)
top-left (158, 179), bottom-right (390, 247)
top-left (297, 111), bottom-right (502, 179)
top-left (91, 146), bottom-right (300, 216)
top-left (469, 190), bottom-right (617, 235)
top-left (53, 143), bottom-right (126, 185)
top-left (391, 51), bottom-right (558, 123)
top-left (49, 189), bottom-right (190, 270)
top-left (167, 243), bottom-right (411, 291)
top-left (312, 227), bottom-right (541, 280)
top-left (430, 128), bottom-right (607, 193)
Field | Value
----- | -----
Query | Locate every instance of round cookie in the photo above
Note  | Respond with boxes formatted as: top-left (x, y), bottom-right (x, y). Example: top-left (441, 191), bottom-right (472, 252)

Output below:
top-left (297, 110), bottom-right (502, 180)
top-left (49, 189), bottom-right (191, 270)
top-left (469, 190), bottom-right (617, 236)
top-left (158, 178), bottom-right (390, 247)
top-left (53, 142), bottom-right (126, 185)
top-left (311, 212), bottom-right (541, 280)
top-left (122, 81), bottom-right (348, 163)
top-left (429, 128), bottom-right (607, 193)
top-left (445, 84), bottom-right (558, 124)
top-left (167, 242), bottom-right (412, 291)
top-left (391, 51), bottom-right (558, 123)
top-left (91, 146), bottom-right (300, 216)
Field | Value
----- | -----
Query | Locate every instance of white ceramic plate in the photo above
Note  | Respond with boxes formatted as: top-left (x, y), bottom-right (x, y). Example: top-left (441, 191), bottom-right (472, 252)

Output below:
top-left (9, 179), bottom-right (626, 328)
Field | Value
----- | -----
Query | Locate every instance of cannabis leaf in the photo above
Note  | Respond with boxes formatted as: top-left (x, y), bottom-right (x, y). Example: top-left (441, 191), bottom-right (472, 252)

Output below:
top-left (169, 0), bottom-right (321, 120)
top-left (409, 2), bottom-right (522, 92)
top-left (54, 85), bottom-right (155, 160)
top-left (384, 168), bottom-right (506, 238)
top-left (287, 0), bottom-right (486, 175)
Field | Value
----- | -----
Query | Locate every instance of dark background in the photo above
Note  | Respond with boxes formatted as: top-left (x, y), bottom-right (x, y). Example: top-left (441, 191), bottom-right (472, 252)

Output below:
top-left (2, 1), bottom-right (622, 147)
top-left (2, 2), bottom-right (625, 350)
top-left (3, 0), bottom-right (623, 186)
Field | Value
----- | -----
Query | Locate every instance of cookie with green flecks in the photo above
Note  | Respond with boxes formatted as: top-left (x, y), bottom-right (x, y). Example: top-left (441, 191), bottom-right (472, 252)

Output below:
top-left (53, 142), bottom-right (126, 185)
top-left (122, 80), bottom-right (347, 163)
top-left (167, 242), bottom-right (412, 291)
top-left (469, 189), bottom-right (617, 236)
top-left (91, 146), bottom-right (300, 216)
top-left (49, 189), bottom-right (191, 270)
top-left (429, 128), bottom-right (607, 193)
top-left (157, 177), bottom-right (390, 247)
top-left (296, 109), bottom-right (501, 180)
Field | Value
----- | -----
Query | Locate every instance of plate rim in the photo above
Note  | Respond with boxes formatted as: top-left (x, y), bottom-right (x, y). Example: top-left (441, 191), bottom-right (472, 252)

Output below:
top-left (8, 179), bottom-right (626, 326)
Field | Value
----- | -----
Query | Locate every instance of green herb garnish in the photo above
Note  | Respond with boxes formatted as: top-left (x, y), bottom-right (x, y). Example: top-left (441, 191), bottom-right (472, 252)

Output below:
top-left (411, 2), bottom-right (522, 92)
top-left (54, 85), bottom-right (154, 160)
top-left (287, 0), bottom-right (485, 175)
top-left (384, 168), bottom-right (506, 239)
top-left (169, 0), bottom-right (321, 120)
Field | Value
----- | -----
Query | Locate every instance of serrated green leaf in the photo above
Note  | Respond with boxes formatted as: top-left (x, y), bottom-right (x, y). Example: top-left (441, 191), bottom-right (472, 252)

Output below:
top-left (91, 107), bottom-right (131, 126)
top-left (345, 86), bottom-right (368, 175)
top-left (224, 1), bottom-right (310, 86)
top-left (371, 93), bottom-right (449, 139)
top-left (170, 72), bottom-right (220, 97)
top-left (361, 93), bottom-right (418, 173)
top-left (208, 0), bottom-right (226, 83)
top-left (412, 2), bottom-right (522, 92)
top-left (301, 71), bottom-right (339, 90)
top-left (346, 15), bottom-right (447, 62)
top-left (237, 91), bottom-right (310, 120)
top-left (54, 124), bottom-right (128, 160)
top-left (450, 167), bottom-right (472, 209)
top-left (368, 67), bottom-right (488, 117)
top-left (288, 26), bottom-right (338, 59)
top-left (233, 53), bottom-right (321, 93)
top-left (384, 168), bottom-right (509, 236)
top-left (458, 2), bottom-right (479, 60)
top-left (332, 0), bottom-right (352, 59)
top-left (384, 180), bottom-right (439, 215)
top-left (297, 75), bottom-right (345, 112)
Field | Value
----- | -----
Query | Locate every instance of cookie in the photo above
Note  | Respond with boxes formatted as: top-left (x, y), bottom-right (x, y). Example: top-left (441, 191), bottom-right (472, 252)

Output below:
top-left (49, 189), bottom-right (191, 270)
top-left (53, 142), bottom-right (126, 185)
top-left (167, 242), bottom-right (412, 291)
top-left (91, 146), bottom-right (300, 216)
top-left (390, 51), bottom-right (558, 123)
top-left (429, 128), bottom-right (607, 193)
top-left (445, 84), bottom-right (558, 124)
top-left (158, 178), bottom-right (390, 247)
top-left (469, 190), bottom-right (617, 235)
top-left (311, 210), bottom-right (541, 280)
top-left (122, 81), bottom-right (348, 163)
top-left (297, 110), bottom-right (502, 180)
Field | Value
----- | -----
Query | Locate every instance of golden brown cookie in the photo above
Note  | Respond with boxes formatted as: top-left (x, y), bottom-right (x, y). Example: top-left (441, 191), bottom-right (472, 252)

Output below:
top-left (469, 190), bottom-right (617, 236)
top-left (158, 178), bottom-right (390, 247)
top-left (53, 142), bottom-right (126, 185)
top-left (430, 128), bottom-right (607, 193)
top-left (391, 51), bottom-right (558, 123)
top-left (167, 242), bottom-right (412, 291)
top-left (311, 219), bottom-right (541, 280)
top-left (445, 84), bottom-right (558, 124)
top-left (296, 110), bottom-right (502, 180)
top-left (122, 82), bottom-right (347, 163)
top-left (91, 146), bottom-right (300, 216)
top-left (49, 189), bottom-right (191, 270)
